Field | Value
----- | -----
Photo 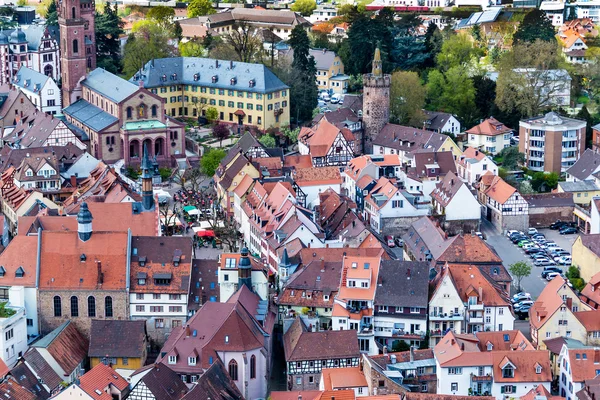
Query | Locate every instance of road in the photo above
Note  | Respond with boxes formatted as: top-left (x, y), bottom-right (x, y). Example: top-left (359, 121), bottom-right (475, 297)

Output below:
top-left (481, 220), bottom-right (577, 300)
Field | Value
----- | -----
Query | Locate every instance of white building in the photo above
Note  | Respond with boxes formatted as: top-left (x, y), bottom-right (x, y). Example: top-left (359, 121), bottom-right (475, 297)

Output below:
top-left (0, 303), bottom-right (26, 368)
top-left (218, 251), bottom-right (269, 302)
top-left (430, 171), bottom-right (481, 230)
top-left (480, 176), bottom-right (529, 233)
top-left (541, 1), bottom-right (566, 26)
top-left (465, 118), bottom-right (513, 156)
top-left (308, 5), bottom-right (338, 23)
top-left (423, 111), bottom-right (461, 136)
top-left (434, 330), bottom-right (552, 397)
top-left (12, 66), bottom-right (61, 115)
top-left (457, 147), bottom-right (498, 186)
top-left (557, 345), bottom-right (600, 399)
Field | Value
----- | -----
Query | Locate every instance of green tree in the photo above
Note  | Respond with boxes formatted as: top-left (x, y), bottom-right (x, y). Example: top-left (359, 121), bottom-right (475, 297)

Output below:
top-left (16, 0), bottom-right (26, 6)
top-left (187, 0), bottom-right (215, 17)
top-left (427, 67), bottom-right (476, 126)
top-left (282, 127), bottom-right (300, 144)
top-left (513, 8), bottom-right (556, 44)
top-left (390, 71), bottom-right (426, 126)
top-left (497, 146), bottom-right (525, 170)
top-left (436, 33), bottom-right (481, 71)
top-left (391, 16), bottom-right (428, 71)
top-left (172, 20), bottom-right (183, 41)
top-left (147, 5), bottom-right (175, 28)
top-left (473, 75), bottom-right (497, 121)
top-left (96, 2), bottom-right (124, 73)
top-left (205, 107), bottom-right (218, 122)
top-left (531, 171), bottom-right (559, 192)
top-left (45, 0), bottom-right (58, 26)
top-left (259, 134), bottom-right (276, 148)
top-left (179, 39), bottom-right (206, 57)
top-left (566, 266), bottom-right (585, 291)
top-left (201, 148), bottom-right (226, 177)
top-left (291, 0), bottom-right (316, 16)
top-left (424, 23), bottom-right (443, 69)
top-left (288, 25), bottom-right (318, 123)
top-left (509, 261), bottom-right (532, 292)
top-left (392, 340), bottom-right (410, 352)
top-left (122, 22), bottom-right (173, 78)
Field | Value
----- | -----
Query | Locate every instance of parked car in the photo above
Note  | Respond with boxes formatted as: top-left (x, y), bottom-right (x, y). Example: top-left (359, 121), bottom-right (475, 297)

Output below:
top-left (317, 100), bottom-right (326, 108)
top-left (319, 92), bottom-right (330, 102)
top-left (557, 256), bottom-right (572, 265)
top-left (518, 240), bottom-right (532, 247)
top-left (541, 266), bottom-right (563, 279)
top-left (395, 237), bottom-right (404, 247)
top-left (535, 258), bottom-right (556, 266)
top-left (511, 235), bottom-right (528, 243)
top-left (528, 228), bottom-right (538, 235)
top-left (515, 305), bottom-right (531, 314)
top-left (512, 292), bottom-right (531, 303)
top-left (560, 227), bottom-right (578, 235)
top-left (531, 254), bottom-right (549, 260)
top-left (507, 230), bottom-right (520, 237)
top-left (525, 248), bottom-right (543, 255)
top-left (475, 232), bottom-right (485, 240)
top-left (330, 93), bottom-right (342, 104)
top-left (514, 300), bottom-right (534, 309)
top-left (546, 271), bottom-right (562, 281)
top-left (385, 236), bottom-right (395, 248)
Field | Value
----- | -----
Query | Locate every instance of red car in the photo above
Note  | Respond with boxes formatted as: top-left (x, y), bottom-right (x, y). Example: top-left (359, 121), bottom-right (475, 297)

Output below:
top-left (385, 236), bottom-right (395, 248)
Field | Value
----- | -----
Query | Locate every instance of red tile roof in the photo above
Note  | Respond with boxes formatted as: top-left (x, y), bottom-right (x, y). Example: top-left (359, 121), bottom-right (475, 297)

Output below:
top-left (485, 176), bottom-right (518, 205)
top-left (446, 264), bottom-right (510, 307)
top-left (0, 377), bottom-right (37, 400)
top-left (33, 321), bottom-right (89, 376)
top-left (0, 235), bottom-right (38, 287)
top-left (466, 117), bottom-right (512, 136)
top-left (79, 363), bottom-right (128, 400)
top-left (293, 166), bottom-right (342, 187)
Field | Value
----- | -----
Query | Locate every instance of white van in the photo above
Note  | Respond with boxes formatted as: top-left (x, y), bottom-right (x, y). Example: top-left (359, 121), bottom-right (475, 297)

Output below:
top-left (320, 92), bottom-right (330, 102)
top-left (330, 93), bottom-right (342, 104)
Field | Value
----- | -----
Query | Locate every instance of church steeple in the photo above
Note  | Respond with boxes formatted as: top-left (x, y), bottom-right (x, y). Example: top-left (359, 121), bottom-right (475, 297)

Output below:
top-left (141, 143), bottom-right (154, 210)
top-left (372, 47), bottom-right (382, 77)
top-left (238, 247), bottom-right (252, 291)
top-left (77, 202), bottom-right (93, 242)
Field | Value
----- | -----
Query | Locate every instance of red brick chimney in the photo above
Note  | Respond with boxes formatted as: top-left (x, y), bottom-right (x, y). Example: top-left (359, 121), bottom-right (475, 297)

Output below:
top-left (97, 261), bottom-right (103, 285)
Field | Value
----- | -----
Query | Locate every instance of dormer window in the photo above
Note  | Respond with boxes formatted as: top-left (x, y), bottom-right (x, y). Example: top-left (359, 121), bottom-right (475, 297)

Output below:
top-left (139, 256), bottom-right (146, 267)
top-left (249, 79), bottom-right (255, 88)
top-left (536, 365), bottom-right (542, 374)
top-left (193, 73), bottom-right (199, 81)
top-left (487, 343), bottom-right (493, 351)
top-left (188, 357), bottom-right (196, 366)
top-left (351, 262), bottom-right (357, 269)
top-left (171, 73), bottom-right (177, 80)
top-left (161, 74), bottom-right (167, 82)
top-left (15, 267), bottom-right (24, 278)
top-left (26, 169), bottom-right (32, 177)
top-left (324, 295), bottom-right (329, 301)
top-left (0, 267), bottom-right (5, 277)
top-left (212, 75), bottom-right (218, 83)
top-left (502, 366), bottom-right (514, 378)
top-left (230, 77), bottom-right (237, 85)
top-left (168, 355), bottom-right (177, 364)
top-left (225, 335), bottom-right (229, 343)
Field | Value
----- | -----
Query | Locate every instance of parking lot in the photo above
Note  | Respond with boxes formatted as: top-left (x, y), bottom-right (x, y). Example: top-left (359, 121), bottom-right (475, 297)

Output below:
top-left (481, 220), bottom-right (578, 300)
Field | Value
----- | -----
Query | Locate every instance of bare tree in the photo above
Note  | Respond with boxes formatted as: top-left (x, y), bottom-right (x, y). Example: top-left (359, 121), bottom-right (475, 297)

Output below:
top-left (159, 201), bottom-right (181, 236)
top-left (225, 21), bottom-right (265, 63)
top-left (173, 166), bottom-right (205, 193)
top-left (192, 187), bottom-right (241, 252)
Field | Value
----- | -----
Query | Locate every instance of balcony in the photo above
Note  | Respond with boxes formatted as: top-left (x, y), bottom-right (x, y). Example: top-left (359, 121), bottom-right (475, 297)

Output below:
top-left (469, 316), bottom-right (484, 324)
top-left (429, 311), bottom-right (464, 320)
top-left (469, 303), bottom-right (484, 311)
top-left (391, 329), bottom-right (426, 339)
top-left (0, 305), bottom-right (25, 330)
top-left (430, 328), bottom-right (456, 337)
top-left (471, 374), bottom-right (493, 382)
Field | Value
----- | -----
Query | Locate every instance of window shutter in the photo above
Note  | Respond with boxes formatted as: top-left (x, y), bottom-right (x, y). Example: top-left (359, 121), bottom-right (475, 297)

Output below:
top-left (513, 386), bottom-right (517, 393)
top-left (500, 386), bottom-right (505, 394)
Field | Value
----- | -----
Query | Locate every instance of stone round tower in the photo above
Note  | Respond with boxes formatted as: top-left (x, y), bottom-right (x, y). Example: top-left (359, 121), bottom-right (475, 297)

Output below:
top-left (362, 48), bottom-right (391, 153)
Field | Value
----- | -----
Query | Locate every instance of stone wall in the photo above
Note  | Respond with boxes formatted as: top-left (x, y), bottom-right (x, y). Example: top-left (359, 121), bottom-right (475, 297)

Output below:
top-left (362, 355), bottom-right (407, 396)
top-left (380, 216), bottom-right (424, 237)
top-left (528, 206), bottom-right (574, 228)
top-left (38, 290), bottom-right (128, 337)
top-left (437, 217), bottom-right (480, 236)
top-left (288, 373), bottom-right (321, 392)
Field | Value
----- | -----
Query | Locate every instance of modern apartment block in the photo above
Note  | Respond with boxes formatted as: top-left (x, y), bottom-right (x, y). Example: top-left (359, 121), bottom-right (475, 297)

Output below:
top-left (519, 112), bottom-right (586, 174)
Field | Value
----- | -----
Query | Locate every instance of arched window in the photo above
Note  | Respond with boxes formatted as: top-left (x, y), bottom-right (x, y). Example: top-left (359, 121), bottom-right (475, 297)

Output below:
top-left (250, 355), bottom-right (256, 379)
top-left (87, 296), bottom-right (96, 317)
top-left (228, 360), bottom-right (238, 381)
top-left (151, 105), bottom-right (158, 117)
top-left (53, 296), bottom-right (61, 317)
top-left (44, 64), bottom-right (53, 77)
top-left (70, 296), bottom-right (79, 317)
top-left (72, 39), bottom-right (78, 54)
top-left (87, 57), bottom-right (91, 69)
top-left (126, 107), bottom-right (132, 119)
top-left (71, 6), bottom-right (76, 19)
top-left (105, 296), bottom-right (113, 317)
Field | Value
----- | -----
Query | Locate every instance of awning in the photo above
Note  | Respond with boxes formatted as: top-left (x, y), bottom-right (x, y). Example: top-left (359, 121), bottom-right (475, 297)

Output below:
top-left (183, 205), bottom-right (197, 213)
top-left (196, 229), bottom-right (215, 238)
top-left (187, 209), bottom-right (201, 216)
top-left (234, 109), bottom-right (245, 117)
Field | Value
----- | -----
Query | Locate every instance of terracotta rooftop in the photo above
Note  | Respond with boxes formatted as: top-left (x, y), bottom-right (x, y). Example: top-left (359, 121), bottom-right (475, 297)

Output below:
top-left (32, 321), bottom-right (89, 376)
top-left (321, 367), bottom-right (367, 390)
top-left (79, 363), bottom-right (128, 400)
top-left (485, 176), bottom-right (518, 205)
top-left (445, 264), bottom-right (510, 307)
top-left (0, 235), bottom-right (38, 287)
top-left (574, 310), bottom-right (600, 332)
top-left (567, 348), bottom-right (600, 382)
top-left (530, 276), bottom-right (579, 330)
top-left (438, 234), bottom-right (502, 264)
top-left (293, 166), bottom-right (342, 186)
top-left (466, 117), bottom-right (512, 136)
top-left (0, 377), bottom-right (37, 400)
top-left (299, 119), bottom-right (353, 158)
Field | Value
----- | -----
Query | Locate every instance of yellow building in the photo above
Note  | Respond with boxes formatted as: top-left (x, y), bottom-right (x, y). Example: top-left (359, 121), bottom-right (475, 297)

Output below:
top-left (572, 234), bottom-right (600, 282)
top-left (215, 152), bottom-right (260, 216)
top-left (89, 320), bottom-right (148, 371)
top-left (310, 49), bottom-right (349, 94)
top-left (557, 180), bottom-right (600, 205)
top-left (134, 57), bottom-right (290, 131)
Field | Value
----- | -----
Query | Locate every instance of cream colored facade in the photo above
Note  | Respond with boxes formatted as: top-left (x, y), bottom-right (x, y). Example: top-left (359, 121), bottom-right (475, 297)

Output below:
top-left (150, 84), bottom-right (290, 131)
top-left (215, 153), bottom-right (260, 215)
top-left (315, 52), bottom-right (348, 94)
top-left (534, 307), bottom-right (588, 350)
top-left (572, 235), bottom-right (600, 282)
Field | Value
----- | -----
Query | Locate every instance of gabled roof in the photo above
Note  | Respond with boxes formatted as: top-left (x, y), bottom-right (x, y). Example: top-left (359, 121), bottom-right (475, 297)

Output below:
top-left (566, 149), bottom-right (600, 181)
top-left (0, 377), bottom-right (37, 400)
top-left (88, 320), bottom-right (147, 358)
top-left (580, 234), bottom-right (600, 258)
top-left (63, 99), bottom-right (119, 132)
top-left (566, 348), bottom-right (600, 382)
top-left (8, 360), bottom-right (50, 399)
top-left (529, 276), bottom-right (578, 330)
top-left (129, 364), bottom-right (188, 400)
top-left (21, 348), bottom-right (62, 391)
top-left (485, 176), bottom-right (518, 205)
top-left (293, 166), bottom-right (341, 187)
top-left (13, 66), bottom-right (49, 93)
top-left (321, 367), bottom-right (367, 390)
top-left (465, 117), bottom-right (512, 136)
top-left (79, 363), bottom-right (129, 400)
top-left (423, 110), bottom-right (455, 131)
top-left (438, 234), bottom-right (502, 264)
top-left (446, 264), bottom-right (510, 307)
top-left (299, 119), bottom-right (352, 158)
top-left (83, 68), bottom-right (139, 103)
top-left (283, 317), bottom-right (359, 362)
top-left (32, 321), bottom-right (89, 375)
top-left (374, 260), bottom-right (429, 308)
top-left (431, 171), bottom-right (466, 208)
top-left (574, 310), bottom-right (600, 332)
top-left (373, 123), bottom-right (451, 154)
top-left (413, 151), bottom-right (457, 179)
top-left (402, 217), bottom-right (451, 261)
top-left (181, 358), bottom-right (244, 400)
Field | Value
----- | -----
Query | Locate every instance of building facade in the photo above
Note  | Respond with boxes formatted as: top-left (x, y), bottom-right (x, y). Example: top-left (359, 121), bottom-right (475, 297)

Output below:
top-left (519, 112), bottom-right (586, 174)
top-left (13, 66), bottom-right (61, 115)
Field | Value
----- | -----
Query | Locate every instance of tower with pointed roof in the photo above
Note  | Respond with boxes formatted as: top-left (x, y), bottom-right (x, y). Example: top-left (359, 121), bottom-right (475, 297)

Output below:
top-left (238, 247), bottom-right (252, 291)
top-left (362, 47), bottom-right (390, 153)
top-left (141, 143), bottom-right (154, 211)
top-left (279, 247), bottom-right (291, 283)
top-left (77, 201), bottom-right (93, 241)
top-left (58, 0), bottom-right (96, 107)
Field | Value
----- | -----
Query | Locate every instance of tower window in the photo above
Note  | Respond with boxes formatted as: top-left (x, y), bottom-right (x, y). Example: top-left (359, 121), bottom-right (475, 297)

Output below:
top-left (72, 39), bottom-right (78, 54)
top-left (71, 7), bottom-right (76, 19)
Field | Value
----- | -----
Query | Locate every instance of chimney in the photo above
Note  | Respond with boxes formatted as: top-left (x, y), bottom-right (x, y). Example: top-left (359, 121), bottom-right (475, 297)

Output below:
top-left (97, 261), bottom-right (103, 285)
top-left (406, 268), bottom-right (411, 279)
top-left (138, 79), bottom-right (144, 88)
top-left (475, 150), bottom-right (479, 156)
top-left (70, 175), bottom-right (77, 188)
top-left (298, 396), bottom-right (302, 400)
top-left (478, 287), bottom-right (483, 299)
top-left (461, 342), bottom-right (465, 351)
top-left (450, 178), bottom-right (454, 186)
top-left (230, 60), bottom-right (233, 69)
top-left (321, 260), bottom-right (325, 273)
top-left (410, 346), bottom-right (415, 362)
top-left (185, 326), bottom-right (191, 337)
top-left (215, 59), bottom-right (219, 68)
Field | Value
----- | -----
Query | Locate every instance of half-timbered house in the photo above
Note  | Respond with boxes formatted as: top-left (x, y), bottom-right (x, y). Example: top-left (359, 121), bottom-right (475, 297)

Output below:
top-left (298, 119), bottom-right (355, 167)
top-left (4, 110), bottom-right (86, 150)
top-left (284, 317), bottom-right (360, 391)
top-left (483, 176), bottom-right (529, 232)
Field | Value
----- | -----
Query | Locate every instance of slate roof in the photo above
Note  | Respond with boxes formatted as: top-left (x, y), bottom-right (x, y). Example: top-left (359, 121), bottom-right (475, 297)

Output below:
top-left (374, 260), bottom-right (429, 308)
top-left (133, 57), bottom-right (288, 94)
top-left (523, 192), bottom-right (575, 207)
top-left (33, 321), bottom-right (89, 374)
top-left (190, 259), bottom-right (219, 311)
top-left (63, 99), bottom-right (119, 132)
top-left (89, 320), bottom-right (147, 358)
top-left (580, 234), bottom-right (600, 257)
top-left (431, 171), bottom-right (465, 207)
top-left (9, 360), bottom-right (51, 399)
top-left (423, 111), bottom-right (455, 131)
top-left (373, 123), bottom-right (450, 154)
top-left (567, 149), bottom-right (600, 181)
top-left (310, 48), bottom-right (338, 70)
top-left (82, 68), bottom-right (139, 103)
top-left (559, 180), bottom-right (600, 192)
top-left (283, 317), bottom-right (359, 362)
top-left (342, 94), bottom-right (362, 113)
top-left (129, 364), bottom-right (189, 400)
top-left (13, 66), bottom-right (49, 93)
top-left (21, 348), bottom-right (62, 390)
top-left (181, 358), bottom-right (244, 400)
